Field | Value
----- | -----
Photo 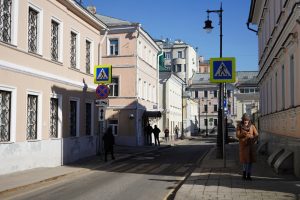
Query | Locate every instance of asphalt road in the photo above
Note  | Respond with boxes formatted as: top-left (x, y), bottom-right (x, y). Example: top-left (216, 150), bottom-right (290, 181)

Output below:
top-left (8, 138), bottom-right (214, 200)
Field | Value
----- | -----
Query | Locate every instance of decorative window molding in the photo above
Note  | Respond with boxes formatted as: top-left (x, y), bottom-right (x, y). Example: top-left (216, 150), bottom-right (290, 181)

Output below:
top-left (85, 38), bottom-right (93, 74)
top-left (26, 90), bottom-right (42, 140)
top-left (50, 17), bottom-right (63, 62)
top-left (70, 29), bottom-right (80, 69)
top-left (109, 77), bottom-right (119, 97)
top-left (28, 3), bottom-right (43, 55)
top-left (107, 38), bottom-right (119, 56)
top-left (0, 84), bottom-right (16, 143)
top-left (50, 93), bottom-right (62, 138)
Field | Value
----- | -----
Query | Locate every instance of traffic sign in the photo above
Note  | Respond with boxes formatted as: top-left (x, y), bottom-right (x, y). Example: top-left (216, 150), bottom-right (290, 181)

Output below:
top-left (98, 107), bottom-right (106, 121)
top-left (96, 84), bottom-right (110, 99)
top-left (95, 99), bottom-right (109, 107)
top-left (94, 65), bottom-right (112, 84)
top-left (210, 57), bottom-right (236, 83)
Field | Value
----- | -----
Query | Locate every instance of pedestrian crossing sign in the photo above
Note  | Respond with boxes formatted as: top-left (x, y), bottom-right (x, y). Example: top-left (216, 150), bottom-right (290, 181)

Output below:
top-left (210, 57), bottom-right (236, 83)
top-left (94, 65), bottom-right (112, 84)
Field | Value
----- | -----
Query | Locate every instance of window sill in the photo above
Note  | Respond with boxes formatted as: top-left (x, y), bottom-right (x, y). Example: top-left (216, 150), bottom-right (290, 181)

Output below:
top-left (27, 139), bottom-right (42, 142)
top-left (50, 137), bottom-right (61, 140)
top-left (0, 141), bottom-right (15, 144)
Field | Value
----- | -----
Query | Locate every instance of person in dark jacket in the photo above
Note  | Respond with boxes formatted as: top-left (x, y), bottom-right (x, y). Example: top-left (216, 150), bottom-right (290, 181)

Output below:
top-left (153, 125), bottom-right (161, 146)
top-left (103, 126), bottom-right (115, 162)
top-left (145, 124), bottom-right (153, 145)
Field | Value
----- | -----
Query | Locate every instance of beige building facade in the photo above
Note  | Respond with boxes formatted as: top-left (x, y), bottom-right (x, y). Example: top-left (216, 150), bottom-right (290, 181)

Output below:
top-left (95, 14), bottom-right (160, 146)
top-left (248, 0), bottom-right (300, 176)
top-left (0, 0), bottom-right (107, 175)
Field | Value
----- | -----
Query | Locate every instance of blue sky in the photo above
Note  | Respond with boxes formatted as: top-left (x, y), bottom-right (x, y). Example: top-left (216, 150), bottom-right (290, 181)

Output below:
top-left (83, 0), bottom-right (258, 71)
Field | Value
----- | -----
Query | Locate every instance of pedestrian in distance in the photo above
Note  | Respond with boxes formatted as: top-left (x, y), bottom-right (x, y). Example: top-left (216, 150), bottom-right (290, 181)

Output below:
top-left (145, 124), bottom-right (153, 145)
top-left (236, 113), bottom-right (258, 181)
top-left (175, 125), bottom-right (179, 140)
top-left (164, 128), bottom-right (170, 142)
top-left (102, 126), bottom-right (115, 162)
top-left (153, 125), bottom-right (161, 146)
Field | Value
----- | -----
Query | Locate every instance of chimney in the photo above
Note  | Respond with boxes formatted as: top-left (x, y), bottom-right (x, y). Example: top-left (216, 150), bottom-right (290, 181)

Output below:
top-left (87, 6), bottom-right (96, 14)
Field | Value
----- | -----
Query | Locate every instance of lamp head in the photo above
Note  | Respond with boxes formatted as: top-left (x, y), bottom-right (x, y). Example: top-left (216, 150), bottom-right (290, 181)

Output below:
top-left (203, 19), bottom-right (213, 33)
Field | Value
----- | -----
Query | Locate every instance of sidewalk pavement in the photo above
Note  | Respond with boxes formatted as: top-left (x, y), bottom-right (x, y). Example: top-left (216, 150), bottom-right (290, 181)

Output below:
top-left (174, 143), bottom-right (300, 200)
top-left (0, 138), bottom-right (186, 196)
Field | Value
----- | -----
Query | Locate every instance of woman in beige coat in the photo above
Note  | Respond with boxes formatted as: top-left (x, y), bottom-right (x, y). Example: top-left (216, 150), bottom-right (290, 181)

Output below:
top-left (236, 113), bottom-right (258, 180)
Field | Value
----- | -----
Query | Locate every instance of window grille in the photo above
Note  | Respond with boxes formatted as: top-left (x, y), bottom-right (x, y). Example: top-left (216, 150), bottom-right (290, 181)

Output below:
top-left (85, 40), bottom-right (91, 73)
top-left (0, 90), bottom-right (11, 142)
top-left (27, 94), bottom-right (38, 140)
top-left (70, 32), bottom-right (77, 68)
top-left (28, 8), bottom-right (38, 53)
top-left (70, 100), bottom-right (77, 136)
top-left (0, 0), bottom-right (12, 43)
top-left (85, 103), bottom-right (91, 135)
top-left (50, 98), bottom-right (58, 138)
top-left (51, 20), bottom-right (59, 61)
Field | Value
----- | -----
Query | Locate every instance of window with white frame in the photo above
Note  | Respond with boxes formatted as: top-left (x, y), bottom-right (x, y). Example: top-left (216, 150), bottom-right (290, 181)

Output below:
top-left (51, 20), bottom-right (59, 61)
top-left (152, 85), bottom-right (155, 102)
top-left (143, 81), bottom-right (147, 100)
top-left (70, 31), bottom-right (77, 68)
top-left (50, 97), bottom-right (58, 138)
top-left (27, 94), bottom-right (38, 140)
top-left (0, 0), bottom-right (12, 43)
top-left (28, 7), bottom-right (38, 53)
top-left (0, 90), bottom-right (11, 142)
top-left (178, 51), bottom-right (183, 58)
top-left (109, 38), bottom-right (118, 56)
top-left (85, 102), bottom-right (92, 135)
top-left (69, 100), bottom-right (79, 137)
top-left (109, 77), bottom-right (119, 97)
top-left (138, 78), bottom-right (142, 98)
top-left (85, 40), bottom-right (91, 74)
top-left (165, 52), bottom-right (171, 59)
top-left (108, 119), bottom-right (118, 136)
top-left (148, 83), bottom-right (151, 101)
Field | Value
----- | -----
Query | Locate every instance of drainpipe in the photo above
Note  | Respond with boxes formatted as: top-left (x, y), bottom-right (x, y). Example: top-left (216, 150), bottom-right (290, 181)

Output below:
top-left (99, 28), bottom-right (109, 65)
top-left (136, 23), bottom-right (141, 145)
top-left (246, 22), bottom-right (258, 34)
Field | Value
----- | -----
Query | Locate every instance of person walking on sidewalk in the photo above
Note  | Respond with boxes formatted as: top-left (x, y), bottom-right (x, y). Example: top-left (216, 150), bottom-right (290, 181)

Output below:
top-left (164, 128), bottom-right (170, 142)
top-left (103, 126), bottom-right (115, 162)
top-left (236, 113), bottom-right (258, 181)
top-left (153, 125), bottom-right (161, 146)
top-left (145, 124), bottom-right (153, 145)
top-left (174, 125), bottom-right (179, 140)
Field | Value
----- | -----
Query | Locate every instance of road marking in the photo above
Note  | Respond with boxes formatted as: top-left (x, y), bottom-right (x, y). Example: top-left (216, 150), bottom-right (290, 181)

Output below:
top-left (150, 164), bottom-right (171, 174)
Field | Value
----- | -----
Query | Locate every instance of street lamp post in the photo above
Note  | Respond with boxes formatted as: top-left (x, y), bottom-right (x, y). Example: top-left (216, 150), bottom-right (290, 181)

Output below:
top-left (203, 3), bottom-right (224, 159)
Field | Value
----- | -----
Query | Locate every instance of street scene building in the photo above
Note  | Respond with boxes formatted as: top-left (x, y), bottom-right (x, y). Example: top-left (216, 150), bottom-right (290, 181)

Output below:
top-left (248, 0), bottom-right (300, 176)
top-left (1, 1), bottom-right (300, 199)
top-left (0, 0), bottom-right (107, 175)
top-left (156, 39), bottom-right (198, 137)
top-left (94, 12), bottom-right (161, 146)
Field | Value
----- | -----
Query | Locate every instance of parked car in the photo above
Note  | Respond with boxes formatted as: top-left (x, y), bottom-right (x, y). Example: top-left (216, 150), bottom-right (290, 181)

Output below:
top-left (227, 124), bottom-right (238, 142)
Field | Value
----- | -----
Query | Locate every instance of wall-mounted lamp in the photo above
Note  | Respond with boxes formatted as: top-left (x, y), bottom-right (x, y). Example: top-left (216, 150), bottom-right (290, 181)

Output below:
top-left (129, 114), bottom-right (135, 119)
